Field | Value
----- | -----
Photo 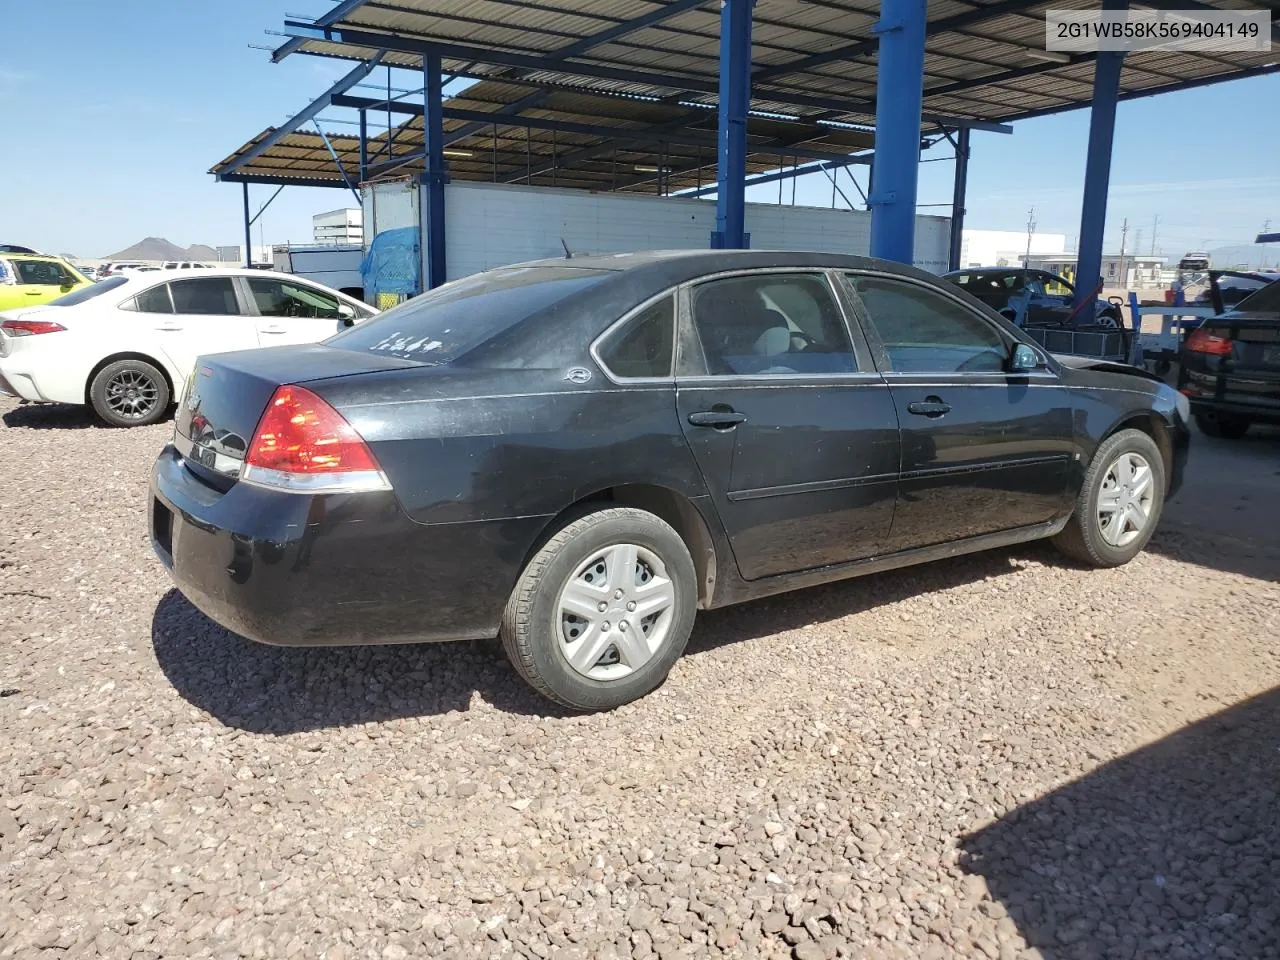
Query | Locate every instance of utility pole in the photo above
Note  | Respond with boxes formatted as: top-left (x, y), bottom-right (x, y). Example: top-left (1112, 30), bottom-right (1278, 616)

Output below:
top-left (1151, 214), bottom-right (1159, 255)
top-left (1117, 217), bottom-right (1129, 288)
top-left (1262, 220), bottom-right (1272, 269)
top-left (1024, 206), bottom-right (1036, 267)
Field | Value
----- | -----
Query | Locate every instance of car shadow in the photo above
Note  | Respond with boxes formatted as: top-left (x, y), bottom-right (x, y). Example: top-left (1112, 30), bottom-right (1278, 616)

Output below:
top-left (686, 543), bottom-right (1034, 655)
top-left (961, 685), bottom-right (1280, 959)
top-left (153, 546), bottom-right (1031, 731)
top-left (1, 402), bottom-right (100, 430)
top-left (150, 589), bottom-right (567, 730)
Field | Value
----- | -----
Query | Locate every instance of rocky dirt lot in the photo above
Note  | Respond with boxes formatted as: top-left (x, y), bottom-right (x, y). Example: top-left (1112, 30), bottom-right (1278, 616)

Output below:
top-left (2, 396), bottom-right (1278, 960)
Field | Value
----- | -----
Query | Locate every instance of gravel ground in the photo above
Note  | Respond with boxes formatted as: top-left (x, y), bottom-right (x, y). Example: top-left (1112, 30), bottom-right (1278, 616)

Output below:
top-left (2, 396), bottom-right (1278, 960)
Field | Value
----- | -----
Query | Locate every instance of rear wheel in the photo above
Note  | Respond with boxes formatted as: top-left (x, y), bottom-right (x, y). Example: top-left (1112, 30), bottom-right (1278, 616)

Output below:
top-left (1195, 412), bottom-right (1250, 440)
top-left (1053, 428), bottom-right (1165, 568)
top-left (89, 359), bottom-right (171, 427)
top-left (500, 507), bottom-right (697, 711)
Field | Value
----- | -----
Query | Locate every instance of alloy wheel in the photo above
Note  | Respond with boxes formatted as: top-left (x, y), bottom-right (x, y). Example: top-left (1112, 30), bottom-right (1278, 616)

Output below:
top-left (104, 369), bottom-right (160, 420)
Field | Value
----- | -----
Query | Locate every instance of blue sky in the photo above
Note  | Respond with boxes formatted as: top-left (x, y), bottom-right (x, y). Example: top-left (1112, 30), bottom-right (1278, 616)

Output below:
top-left (1, 1), bottom-right (1277, 261)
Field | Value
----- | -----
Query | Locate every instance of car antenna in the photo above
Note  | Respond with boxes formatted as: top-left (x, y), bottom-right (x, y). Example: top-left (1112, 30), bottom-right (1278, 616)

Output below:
top-left (560, 237), bottom-right (573, 259)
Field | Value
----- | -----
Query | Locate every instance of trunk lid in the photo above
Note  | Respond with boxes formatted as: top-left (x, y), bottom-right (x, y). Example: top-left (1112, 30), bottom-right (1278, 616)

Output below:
top-left (174, 344), bottom-right (424, 485)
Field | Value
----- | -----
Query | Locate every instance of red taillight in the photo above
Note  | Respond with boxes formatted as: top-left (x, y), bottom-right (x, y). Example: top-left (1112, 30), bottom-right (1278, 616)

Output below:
top-left (1184, 328), bottom-right (1233, 356)
top-left (240, 385), bottom-right (389, 493)
top-left (1, 319), bottom-right (67, 337)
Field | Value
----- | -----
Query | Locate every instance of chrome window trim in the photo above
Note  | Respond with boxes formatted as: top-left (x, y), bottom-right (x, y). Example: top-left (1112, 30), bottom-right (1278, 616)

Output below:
top-left (676, 268), bottom-right (862, 382)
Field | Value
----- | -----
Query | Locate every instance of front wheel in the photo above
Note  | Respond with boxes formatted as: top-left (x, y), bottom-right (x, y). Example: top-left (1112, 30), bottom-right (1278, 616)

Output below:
top-left (89, 359), bottom-right (171, 427)
top-left (500, 507), bottom-right (697, 711)
top-left (1053, 429), bottom-right (1165, 568)
top-left (1195, 412), bottom-right (1250, 440)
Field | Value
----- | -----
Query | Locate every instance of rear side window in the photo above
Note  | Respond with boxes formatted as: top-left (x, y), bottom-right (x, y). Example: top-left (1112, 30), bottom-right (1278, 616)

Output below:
top-left (596, 295), bottom-right (675, 379)
top-left (689, 273), bottom-right (856, 376)
top-left (329, 266), bottom-right (609, 364)
top-left (132, 283), bottom-right (174, 314)
top-left (169, 277), bottom-right (239, 316)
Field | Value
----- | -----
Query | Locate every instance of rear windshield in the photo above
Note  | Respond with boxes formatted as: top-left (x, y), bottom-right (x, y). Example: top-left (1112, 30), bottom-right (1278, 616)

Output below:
top-left (1234, 278), bottom-right (1280, 315)
top-left (327, 265), bottom-right (610, 363)
top-left (49, 275), bottom-right (128, 305)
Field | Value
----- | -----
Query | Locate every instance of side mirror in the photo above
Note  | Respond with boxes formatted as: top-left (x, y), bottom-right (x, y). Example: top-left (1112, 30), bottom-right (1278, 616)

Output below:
top-left (1009, 342), bottom-right (1041, 373)
top-left (337, 303), bottom-right (357, 327)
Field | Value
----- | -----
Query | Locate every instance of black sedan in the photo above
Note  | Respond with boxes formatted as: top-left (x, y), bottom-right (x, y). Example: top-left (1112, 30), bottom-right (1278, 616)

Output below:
top-left (151, 251), bottom-right (1189, 710)
top-left (1178, 276), bottom-right (1280, 438)
top-left (943, 267), bottom-right (1125, 327)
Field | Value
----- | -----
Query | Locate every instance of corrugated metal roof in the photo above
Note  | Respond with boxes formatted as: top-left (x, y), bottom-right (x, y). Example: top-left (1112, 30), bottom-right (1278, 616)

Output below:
top-left (276, 0), bottom-right (1277, 127)
top-left (212, 79), bottom-right (875, 192)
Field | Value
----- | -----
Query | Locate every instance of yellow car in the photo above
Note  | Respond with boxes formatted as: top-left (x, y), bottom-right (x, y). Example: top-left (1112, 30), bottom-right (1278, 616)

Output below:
top-left (0, 254), bottom-right (92, 312)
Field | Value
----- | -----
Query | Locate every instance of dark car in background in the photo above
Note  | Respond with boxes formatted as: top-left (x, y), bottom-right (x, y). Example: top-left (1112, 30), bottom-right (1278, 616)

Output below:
top-left (944, 267), bottom-right (1125, 327)
top-left (150, 251), bottom-right (1189, 710)
top-left (1178, 276), bottom-right (1280, 438)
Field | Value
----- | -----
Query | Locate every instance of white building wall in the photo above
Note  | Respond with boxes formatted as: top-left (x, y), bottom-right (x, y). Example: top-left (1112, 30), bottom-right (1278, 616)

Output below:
top-left (959, 229), bottom-right (1067, 269)
top-left (441, 182), bottom-right (950, 281)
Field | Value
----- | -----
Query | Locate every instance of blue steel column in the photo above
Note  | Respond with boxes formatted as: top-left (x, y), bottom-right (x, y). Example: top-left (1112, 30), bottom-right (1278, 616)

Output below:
top-left (868, 0), bottom-right (927, 264)
top-left (948, 127), bottom-right (970, 271)
top-left (358, 109), bottom-right (369, 182)
top-left (1074, 46), bottom-right (1125, 309)
top-left (710, 0), bottom-right (754, 249)
top-left (242, 183), bottom-right (253, 268)
top-left (423, 50), bottom-right (447, 289)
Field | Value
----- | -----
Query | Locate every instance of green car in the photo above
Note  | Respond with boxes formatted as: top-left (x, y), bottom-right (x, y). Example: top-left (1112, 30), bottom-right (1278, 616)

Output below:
top-left (0, 254), bottom-right (92, 312)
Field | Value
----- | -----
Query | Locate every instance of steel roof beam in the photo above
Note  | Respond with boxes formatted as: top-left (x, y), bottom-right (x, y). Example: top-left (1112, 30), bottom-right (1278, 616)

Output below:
top-left (272, 0), bottom-right (372, 62)
top-left (331, 93), bottom-right (869, 163)
top-left (282, 25), bottom-right (1013, 133)
top-left (1004, 61), bottom-right (1280, 124)
top-left (215, 56), bottom-right (383, 179)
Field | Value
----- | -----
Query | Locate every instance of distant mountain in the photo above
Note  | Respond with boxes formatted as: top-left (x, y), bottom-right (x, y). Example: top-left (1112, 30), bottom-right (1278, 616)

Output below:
top-left (104, 237), bottom-right (220, 262)
top-left (1207, 243), bottom-right (1278, 270)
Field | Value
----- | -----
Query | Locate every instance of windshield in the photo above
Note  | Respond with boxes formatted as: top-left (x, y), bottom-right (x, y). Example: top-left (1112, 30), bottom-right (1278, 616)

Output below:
top-left (328, 265), bottom-right (610, 364)
top-left (1233, 278), bottom-right (1280, 315)
top-left (49, 275), bottom-right (128, 306)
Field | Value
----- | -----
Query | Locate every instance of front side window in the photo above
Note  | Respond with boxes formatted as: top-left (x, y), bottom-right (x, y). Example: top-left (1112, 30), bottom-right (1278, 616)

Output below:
top-left (14, 259), bottom-right (70, 285)
top-left (688, 273), bottom-right (856, 376)
top-left (596, 295), bottom-right (675, 379)
top-left (169, 277), bottom-right (240, 316)
top-left (848, 275), bottom-right (1009, 374)
top-left (247, 277), bottom-right (340, 319)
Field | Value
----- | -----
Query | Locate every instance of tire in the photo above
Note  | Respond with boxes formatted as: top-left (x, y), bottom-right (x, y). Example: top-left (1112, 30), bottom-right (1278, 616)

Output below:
top-left (1195, 412), bottom-right (1250, 440)
top-left (1053, 428), bottom-right (1166, 568)
top-left (500, 507), bottom-right (697, 711)
top-left (89, 358), bottom-right (171, 428)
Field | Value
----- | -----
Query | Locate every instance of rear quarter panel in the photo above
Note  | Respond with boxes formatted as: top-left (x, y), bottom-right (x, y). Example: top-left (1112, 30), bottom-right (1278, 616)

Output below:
top-left (312, 367), bottom-right (710, 525)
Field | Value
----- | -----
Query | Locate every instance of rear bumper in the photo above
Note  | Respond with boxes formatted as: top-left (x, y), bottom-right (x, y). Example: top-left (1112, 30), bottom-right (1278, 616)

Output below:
top-left (150, 444), bottom-right (547, 646)
top-left (1187, 397), bottom-right (1280, 425)
top-left (0, 362), bottom-right (48, 401)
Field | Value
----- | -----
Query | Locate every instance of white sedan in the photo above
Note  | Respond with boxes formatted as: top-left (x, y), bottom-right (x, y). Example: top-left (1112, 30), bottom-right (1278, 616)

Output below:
top-left (0, 268), bottom-right (376, 427)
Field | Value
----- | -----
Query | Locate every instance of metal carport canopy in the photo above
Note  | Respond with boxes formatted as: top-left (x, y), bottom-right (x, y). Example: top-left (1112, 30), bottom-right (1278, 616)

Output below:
top-left (263, 0), bottom-right (1277, 286)
top-left (270, 0), bottom-right (1279, 131)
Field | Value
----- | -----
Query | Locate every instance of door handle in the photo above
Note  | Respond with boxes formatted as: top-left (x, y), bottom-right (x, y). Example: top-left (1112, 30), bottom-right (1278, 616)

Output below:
top-left (687, 410), bottom-right (747, 429)
top-left (260, 325), bottom-right (287, 334)
top-left (154, 324), bottom-right (184, 332)
top-left (907, 398), bottom-right (951, 418)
